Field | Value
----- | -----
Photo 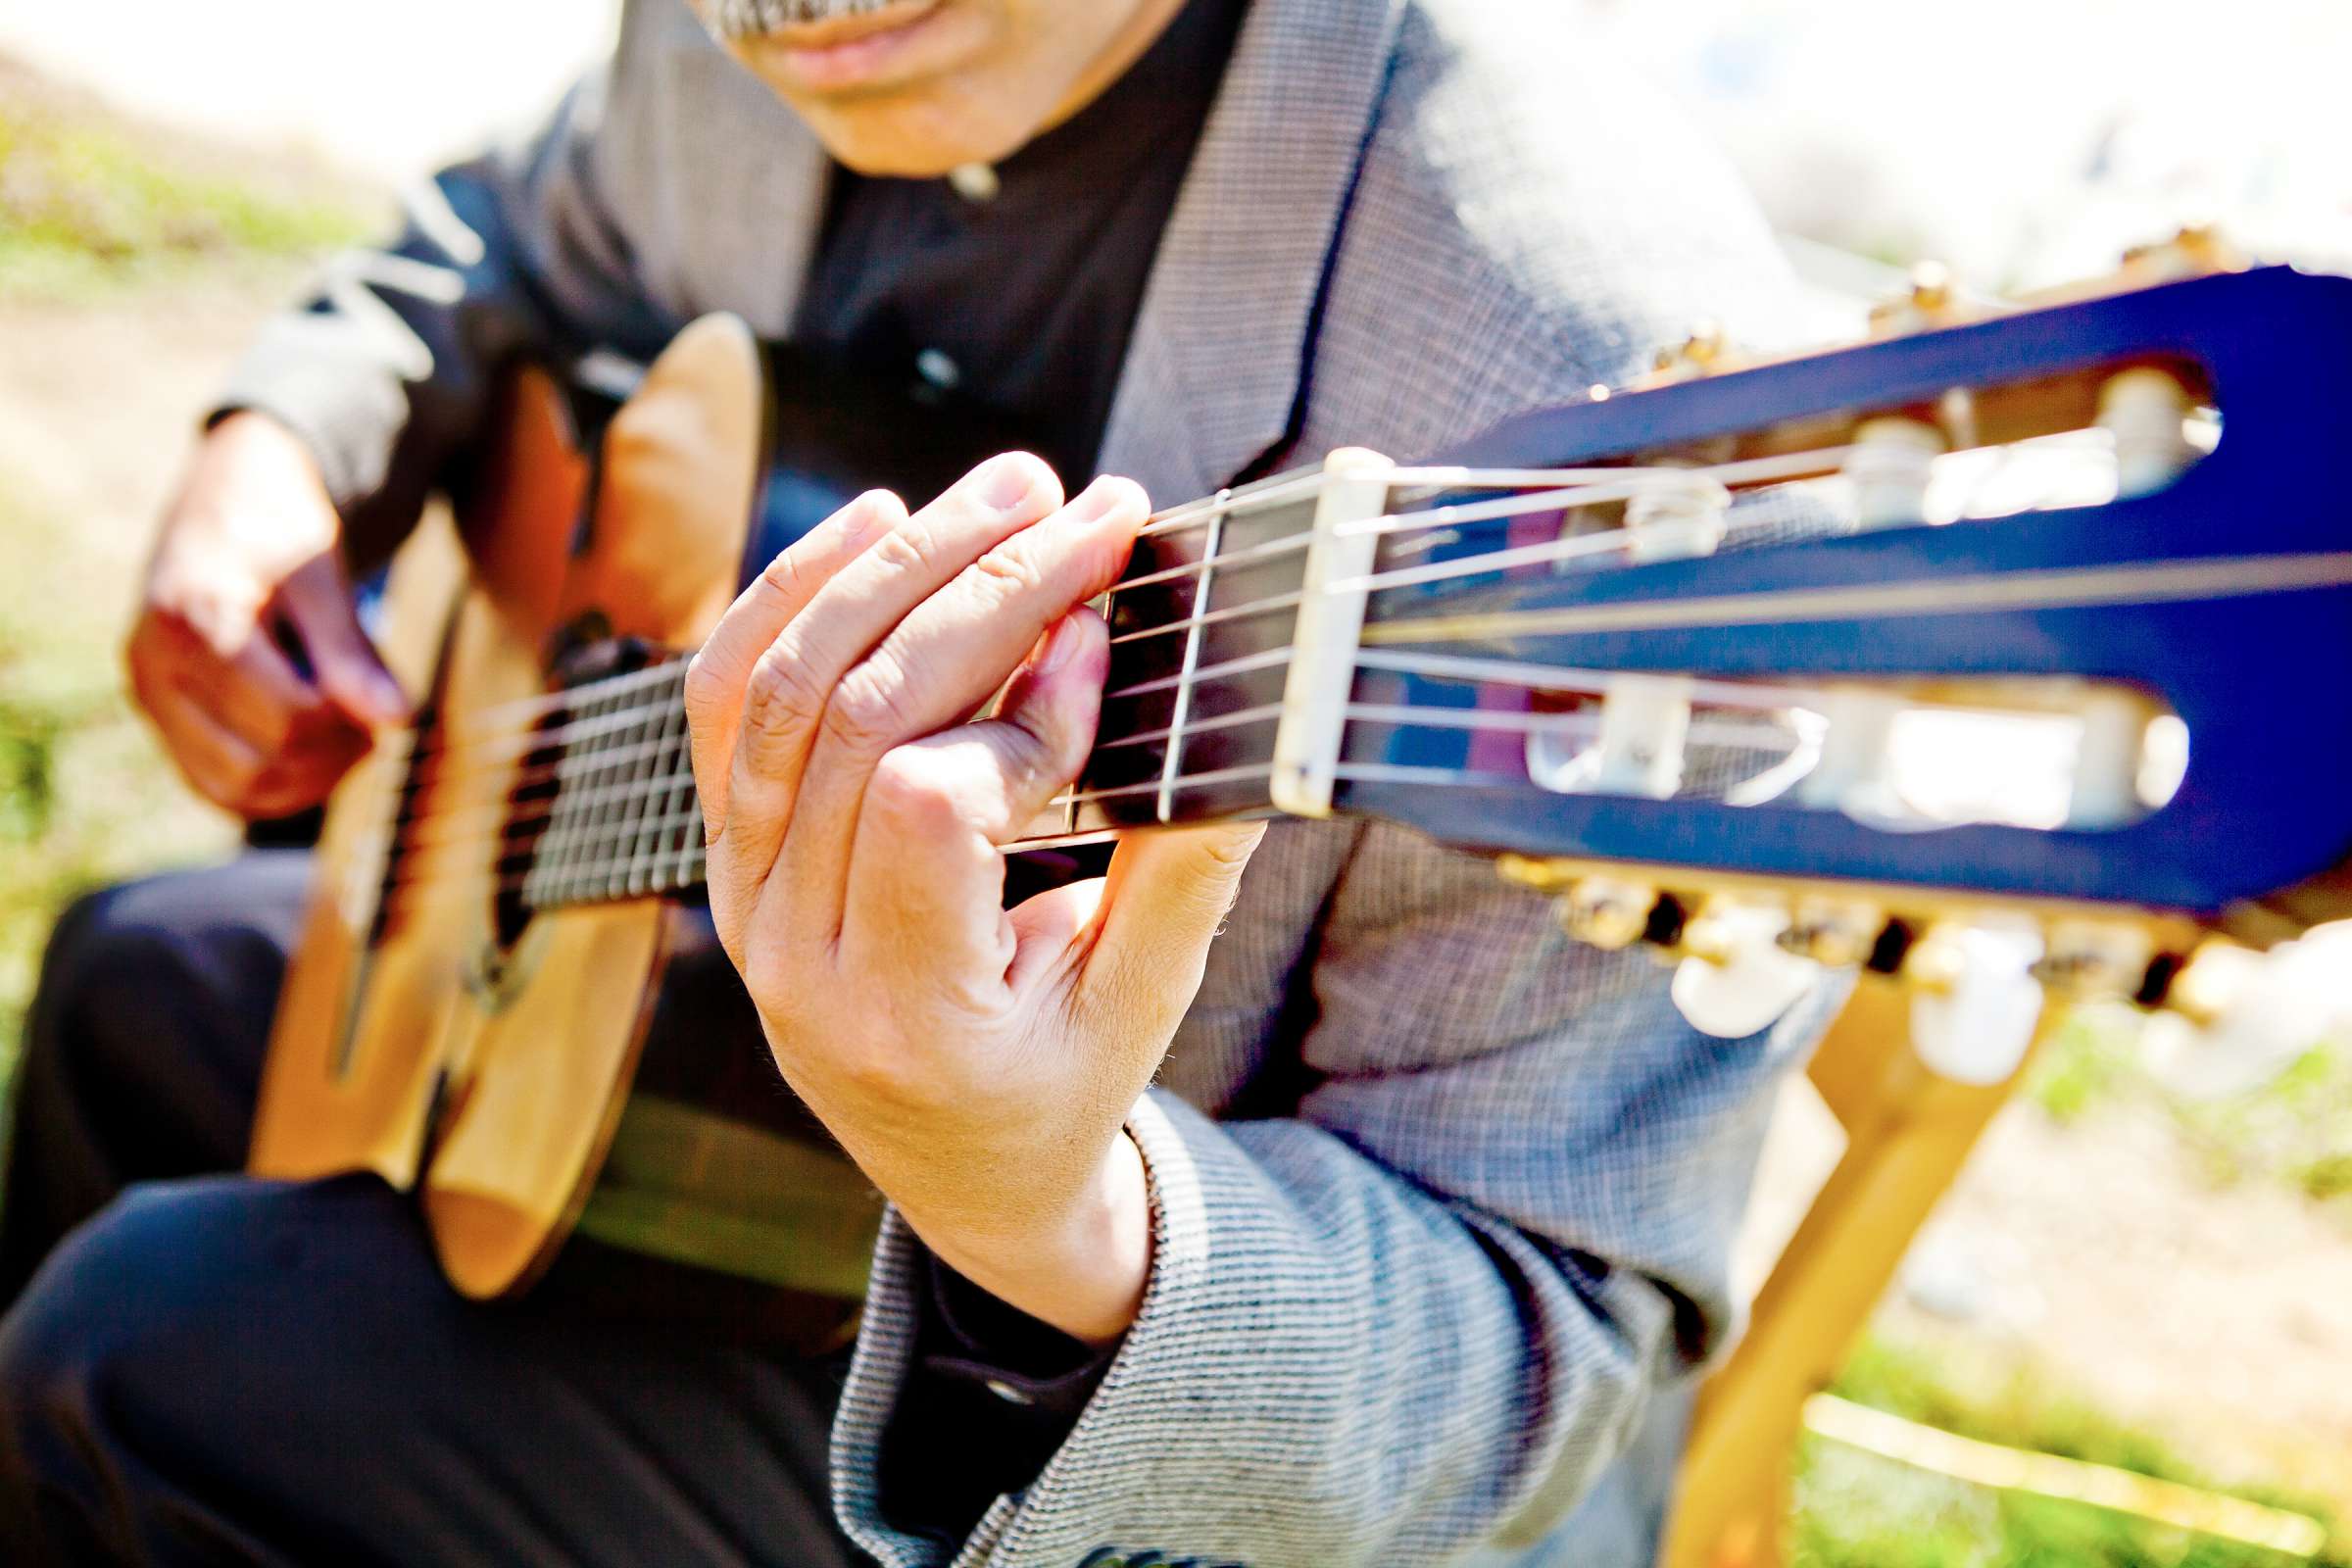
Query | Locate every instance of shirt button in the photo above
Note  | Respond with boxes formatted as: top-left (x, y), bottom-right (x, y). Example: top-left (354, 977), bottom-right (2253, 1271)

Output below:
top-left (915, 348), bottom-right (962, 391)
top-left (984, 1377), bottom-right (1036, 1406)
top-left (948, 162), bottom-right (1001, 203)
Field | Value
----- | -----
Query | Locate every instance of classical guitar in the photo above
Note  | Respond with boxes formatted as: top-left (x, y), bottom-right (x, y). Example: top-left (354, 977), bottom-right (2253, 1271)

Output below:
top-left (249, 250), bottom-right (2352, 1303)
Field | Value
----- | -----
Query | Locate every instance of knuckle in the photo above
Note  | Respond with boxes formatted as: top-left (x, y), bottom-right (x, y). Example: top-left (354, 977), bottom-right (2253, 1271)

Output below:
top-left (866, 746), bottom-right (962, 830)
top-left (756, 547), bottom-right (808, 601)
top-left (969, 542), bottom-right (1046, 603)
top-left (741, 646), bottom-right (826, 741)
top-left (870, 520), bottom-right (936, 578)
top-left (821, 659), bottom-right (916, 755)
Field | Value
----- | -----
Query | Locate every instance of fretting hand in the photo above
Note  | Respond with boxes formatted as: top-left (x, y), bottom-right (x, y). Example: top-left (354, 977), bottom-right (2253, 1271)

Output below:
top-left (684, 453), bottom-right (1264, 1343)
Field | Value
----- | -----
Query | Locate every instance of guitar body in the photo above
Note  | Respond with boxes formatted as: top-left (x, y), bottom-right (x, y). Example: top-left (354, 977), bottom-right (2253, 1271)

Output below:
top-left (251, 317), bottom-right (764, 1298)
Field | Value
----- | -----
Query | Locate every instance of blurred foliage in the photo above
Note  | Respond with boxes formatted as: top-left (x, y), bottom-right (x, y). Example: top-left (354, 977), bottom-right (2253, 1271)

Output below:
top-left (0, 65), bottom-right (373, 297)
top-left (1792, 1335), bottom-right (2345, 1567)
top-left (2029, 1006), bottom-right (2352, 1219)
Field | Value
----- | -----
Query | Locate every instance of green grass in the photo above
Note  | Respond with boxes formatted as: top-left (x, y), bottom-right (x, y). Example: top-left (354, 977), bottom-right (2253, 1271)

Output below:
top-left (2028, 1005), bottom-right (2352, 1215)
top-left (1790, 1336), bottom-right (2345, 1568)
top-left (0, 76), bottom-right (373, 297)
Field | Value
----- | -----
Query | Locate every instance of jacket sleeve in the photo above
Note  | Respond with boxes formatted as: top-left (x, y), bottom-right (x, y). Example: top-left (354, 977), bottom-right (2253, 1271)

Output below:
top-left (216, 8), bottom-right (682, 569)
top-left (829, 823), bottom-right (1845, 1567)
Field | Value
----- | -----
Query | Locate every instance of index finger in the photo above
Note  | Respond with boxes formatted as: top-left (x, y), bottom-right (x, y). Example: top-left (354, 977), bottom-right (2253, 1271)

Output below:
top-left (683, 489), bottom-right (906, 838)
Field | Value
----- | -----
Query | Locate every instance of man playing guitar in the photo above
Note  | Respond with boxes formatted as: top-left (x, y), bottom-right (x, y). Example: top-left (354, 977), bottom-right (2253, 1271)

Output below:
top-left (0, 1), bottom-right (1836, 1562)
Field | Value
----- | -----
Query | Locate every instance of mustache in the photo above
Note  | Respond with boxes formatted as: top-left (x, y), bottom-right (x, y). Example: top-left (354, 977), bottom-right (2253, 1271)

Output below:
top-left (701, 0), bottom-right (913, 38)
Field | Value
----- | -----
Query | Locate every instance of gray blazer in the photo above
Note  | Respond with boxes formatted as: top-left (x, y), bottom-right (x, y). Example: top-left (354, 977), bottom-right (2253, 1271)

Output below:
top-left (223, 2), bottom-right (1839, 1563)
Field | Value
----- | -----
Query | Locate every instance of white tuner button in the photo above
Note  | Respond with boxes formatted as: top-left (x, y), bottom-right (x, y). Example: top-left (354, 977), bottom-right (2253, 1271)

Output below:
top-left (1672, 904), bottom-right (1821, 1039)
top-left (1842, 416), bottom-right (1946, 529)
top-left (2097, 368), bottom-right (2197, 498)
top-left (1624, 474), bottom-right (1732, 564)
top-left (1908, 923), bottom-right (2046, 1085)
top-left (1795, 687), bottom-right (1907, 823)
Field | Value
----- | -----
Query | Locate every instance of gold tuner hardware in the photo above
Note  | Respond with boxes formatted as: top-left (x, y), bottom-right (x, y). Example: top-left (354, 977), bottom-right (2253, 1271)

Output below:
top-left (2158, 939), bottom-right (2263, 1025)
top-left (1867, 261), bottom-right (1962, 338)
top-left (1776, 898), bottom-right (1885, 968)
top-left (1558, 877), bottom-right (1663, 952)
top-left (2121, 221), bottom-right (2243, 283)
top-left (1677, 900), bottom-right (1749, 967)
top-left (1900, 924), bottom-right (1971, 996)
top-left (1495, 854), bottom-right (1577, 893)
top-left (1645, 320), bottom-right (1733, 382)
top-left (2031, 919), bottom-right (2157, 1001)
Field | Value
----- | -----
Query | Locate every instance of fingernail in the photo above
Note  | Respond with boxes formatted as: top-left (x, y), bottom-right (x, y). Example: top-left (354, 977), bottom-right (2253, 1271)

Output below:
top-left (1068, 476), bottom-right (1138, 525)
top-left (1037, 614), bottom-right (1085, 675)
top-left (841, 490), bottom-right (898, 542)
top-left (977, 454), bottom-right (1045, 512)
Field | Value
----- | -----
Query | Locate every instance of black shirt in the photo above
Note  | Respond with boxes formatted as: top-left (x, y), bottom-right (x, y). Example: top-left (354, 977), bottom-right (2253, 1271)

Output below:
top-left (787, 0), bottom-right (1249, 1544)
top-left (792, 0), bottom-right (1249, 488)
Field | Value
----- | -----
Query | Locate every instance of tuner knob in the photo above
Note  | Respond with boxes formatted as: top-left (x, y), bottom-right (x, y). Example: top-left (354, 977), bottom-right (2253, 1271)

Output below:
top-left (1671, 902), bottom-right (1822, 1038)
top-left (1908, 922), bottom-right (2046, 1085)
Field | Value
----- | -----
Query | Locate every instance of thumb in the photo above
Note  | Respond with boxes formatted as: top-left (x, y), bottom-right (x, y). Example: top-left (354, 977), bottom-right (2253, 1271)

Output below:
top-left (277, 556), bottom-right (408, 727)
top-left (1077, 820), bottom-right (1266, 1033)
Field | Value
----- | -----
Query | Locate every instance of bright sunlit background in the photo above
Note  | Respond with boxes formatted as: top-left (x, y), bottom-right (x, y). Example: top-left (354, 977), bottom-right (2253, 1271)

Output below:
top-left (3, 4), bottom-right (2349, 1564)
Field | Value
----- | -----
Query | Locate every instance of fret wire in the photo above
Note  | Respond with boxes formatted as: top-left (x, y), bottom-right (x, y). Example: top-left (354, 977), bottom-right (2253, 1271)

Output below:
top-left (1157, 488), bottom-right (1229, 823)
top-left (581, 682), bottom-right (632, 901)
top-left (622, 685), bottom-right (672, 895)
top-left (1109, 588), bottom-right (1301, 648)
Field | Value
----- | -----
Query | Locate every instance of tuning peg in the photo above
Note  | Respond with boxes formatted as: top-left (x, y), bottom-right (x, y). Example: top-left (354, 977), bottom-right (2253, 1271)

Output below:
top-left (1778, 896), bottom-right (1886, 968)
top-left (1795, 687), bottom-right (1909, 822)
top-left (2096, 368), bottom-right (2200, 498)
top-left (1623, 473), bottom-right (1732, 564)
top-left (1643, 320), bottom-right (1739, 385)
top-left (1907, 922), bottom-right (2047, 1084)
top-left (2031, 919), bottom-right (2156, 1002)
top-left (1556, 876), bottom-right (1664, 952)
top-left (1671, 901), bottom-right (1822, 1038)
top-left (1841, 416), bottom-right (1948, 529)
top-left (2066, 689), bottom-right (2165, 829)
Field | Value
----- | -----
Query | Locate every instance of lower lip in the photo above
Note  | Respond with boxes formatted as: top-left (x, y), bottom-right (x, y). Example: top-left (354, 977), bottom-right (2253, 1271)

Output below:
top-left (771, 3), bottom-right (948, 91)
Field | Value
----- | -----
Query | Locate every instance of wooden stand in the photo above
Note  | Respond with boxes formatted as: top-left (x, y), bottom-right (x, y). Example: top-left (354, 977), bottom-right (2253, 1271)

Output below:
top-left (1661, 976), bottom-right (2046, 1568)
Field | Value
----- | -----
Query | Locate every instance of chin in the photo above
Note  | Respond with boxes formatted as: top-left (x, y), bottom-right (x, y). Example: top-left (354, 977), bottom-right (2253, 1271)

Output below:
top-left (793, 92), bottom-right (1041, 177)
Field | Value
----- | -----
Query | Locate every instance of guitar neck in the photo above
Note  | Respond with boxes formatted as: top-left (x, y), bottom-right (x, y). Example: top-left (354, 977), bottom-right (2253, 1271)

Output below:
top-left (507, 476), bottom-right (1323, 914)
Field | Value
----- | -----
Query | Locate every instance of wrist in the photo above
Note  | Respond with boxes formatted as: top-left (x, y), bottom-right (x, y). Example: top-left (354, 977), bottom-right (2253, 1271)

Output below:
top-left (905, 1127), bottom-right (1153, 1346)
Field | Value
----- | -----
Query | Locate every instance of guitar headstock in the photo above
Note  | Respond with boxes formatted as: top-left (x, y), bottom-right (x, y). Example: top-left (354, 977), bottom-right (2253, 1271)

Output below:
top-left (1084, 250), bottom-right (2352, 1045)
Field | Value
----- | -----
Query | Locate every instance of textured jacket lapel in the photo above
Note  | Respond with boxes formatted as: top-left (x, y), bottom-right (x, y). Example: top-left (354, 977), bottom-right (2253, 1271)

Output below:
top-left (1098, 0), bottom-right (1405, 505)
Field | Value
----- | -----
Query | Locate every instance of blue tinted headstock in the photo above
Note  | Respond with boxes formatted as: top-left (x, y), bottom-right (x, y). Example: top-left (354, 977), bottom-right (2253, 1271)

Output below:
top-left (1307, 267), bottom-right (2352, 947)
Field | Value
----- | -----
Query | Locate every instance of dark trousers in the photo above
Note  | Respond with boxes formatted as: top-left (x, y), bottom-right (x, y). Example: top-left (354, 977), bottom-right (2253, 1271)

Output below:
top-left (0, 855), bottom-right (860, 1567)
